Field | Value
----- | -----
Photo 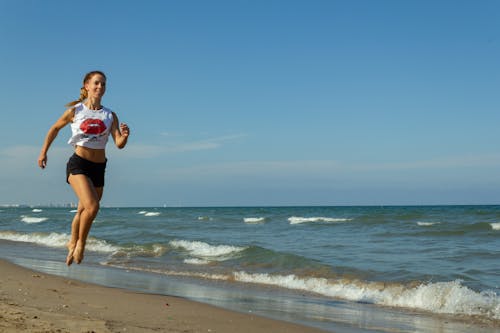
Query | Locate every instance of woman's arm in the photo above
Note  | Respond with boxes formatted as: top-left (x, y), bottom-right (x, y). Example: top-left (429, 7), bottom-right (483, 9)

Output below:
top-left (38, 108), bottom-right (74, 169)
top-left (111, 112), bottom-right (130, 149)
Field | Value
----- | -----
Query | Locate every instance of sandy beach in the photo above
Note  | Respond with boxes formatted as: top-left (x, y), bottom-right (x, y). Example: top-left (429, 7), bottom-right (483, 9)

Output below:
top-left (0, 259), bottom-right (329, 333)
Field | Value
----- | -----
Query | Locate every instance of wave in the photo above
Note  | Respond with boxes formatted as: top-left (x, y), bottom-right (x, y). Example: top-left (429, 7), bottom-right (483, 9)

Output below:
top-left (417, 221), bottom-right (439, 226)
top-left (464, 222), bottom-right (499, 232)
top-left (197, 216), bottom-right (212, 221)
top-left (32, 209), bottom-right (43, 212)
top-left (108, 240), bottom-right (247, 263)
top-left (184, 258), bottom-right (211, 265)
top-left (169, 240), bottom-right (247, 262)
top-left (288, 216), bottom-right (352, 225)
top-left (491, 223), bottom-right (500, 231)
top-left (233, 273), bottom-right (500, 320)
top-left (412, 222), bottom-right (499, 237)
top-left (0, 230), bottom-right (247, 263)
top-left (103, 263), bottom-right (500, 321)
top-left (243, 217), bottom-right (267, 224)
top-left (0, 231), bottom-right (119, 253)
top-left (145, 212), bottom-right (161, 217)
top-left (111, 243), bottom-right (168, 259)
top-left (106, 263), bottom-right (229, 281)
top-left (21, 216), bottom-right (48, 224)
top-left (138, 211), bottom-right (161, 217)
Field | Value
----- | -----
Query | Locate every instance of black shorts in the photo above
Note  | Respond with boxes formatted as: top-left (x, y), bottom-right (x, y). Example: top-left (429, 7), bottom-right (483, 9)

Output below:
top-left (66, 154), bottom-right (107, 187)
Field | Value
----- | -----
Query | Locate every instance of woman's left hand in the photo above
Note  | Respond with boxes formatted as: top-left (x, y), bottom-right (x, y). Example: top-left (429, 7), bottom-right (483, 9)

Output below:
top-left (120, 123), bottom-right (130, 137)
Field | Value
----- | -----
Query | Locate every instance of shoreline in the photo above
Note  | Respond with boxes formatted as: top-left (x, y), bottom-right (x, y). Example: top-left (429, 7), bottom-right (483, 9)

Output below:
top-left (0, 258), bottom-right (330, 333)
top-left (2, 205), bottom-right (499, 333)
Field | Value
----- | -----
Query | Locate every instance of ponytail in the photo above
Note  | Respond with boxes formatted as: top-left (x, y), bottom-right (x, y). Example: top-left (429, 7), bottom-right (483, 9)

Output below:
top-left (65, 70), bottom-right (106, 107)
top-left (65, 87), bottom-right (88, 107)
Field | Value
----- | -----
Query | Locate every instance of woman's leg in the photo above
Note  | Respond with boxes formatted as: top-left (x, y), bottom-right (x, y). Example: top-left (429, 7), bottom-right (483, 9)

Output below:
top-left (66, 202), bottom-right (83, 265)
top-left (68, 174), bottom-right (103, 264)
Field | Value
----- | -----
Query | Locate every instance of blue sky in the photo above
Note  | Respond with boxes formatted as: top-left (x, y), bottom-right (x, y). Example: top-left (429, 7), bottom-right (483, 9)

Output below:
top-left (0, 1), bottom-right (499, 207)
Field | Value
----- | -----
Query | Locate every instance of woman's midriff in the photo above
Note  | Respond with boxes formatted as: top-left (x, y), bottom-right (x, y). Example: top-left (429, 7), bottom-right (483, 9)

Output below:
top-left (74, 146), bottom-right (106, 163)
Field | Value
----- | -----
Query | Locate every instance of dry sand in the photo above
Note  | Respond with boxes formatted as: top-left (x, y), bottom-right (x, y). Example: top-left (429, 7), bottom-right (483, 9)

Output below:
top-left (0, 259), bottom-right (330, 333)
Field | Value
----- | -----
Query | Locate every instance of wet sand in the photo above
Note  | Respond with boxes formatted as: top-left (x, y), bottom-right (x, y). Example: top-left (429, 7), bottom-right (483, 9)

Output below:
top-left (0, 258), bottom-right (330, 333)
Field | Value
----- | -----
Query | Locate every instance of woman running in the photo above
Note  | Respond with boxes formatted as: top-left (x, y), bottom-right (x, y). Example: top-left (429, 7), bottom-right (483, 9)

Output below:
top-left (38, 70), bottom-right (130, 265)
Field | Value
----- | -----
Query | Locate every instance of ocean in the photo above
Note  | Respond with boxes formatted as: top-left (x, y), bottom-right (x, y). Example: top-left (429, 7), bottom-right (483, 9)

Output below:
top-left (1, 205), bottom-right (499, 332)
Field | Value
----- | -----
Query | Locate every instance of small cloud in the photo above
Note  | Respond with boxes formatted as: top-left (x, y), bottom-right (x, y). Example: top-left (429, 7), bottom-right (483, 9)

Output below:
top-left (154, 153), bottom-right (500, 184)
top-left (167, 134), bottom-right (247, 153)
top-left (1, 145), bottom-right (68, 163)
top-left (156, 160), bottom-right (343, 181)
top-left (160, 131), bottom-right (181, 137)
top-left (165, 141), bottom-right (220, 153)
top-left (121, 134), bottom-right (246, 158)
top-left (1, 145), bottom-right (40, 158)
top-left (354, 153), bottom-right (500, 171)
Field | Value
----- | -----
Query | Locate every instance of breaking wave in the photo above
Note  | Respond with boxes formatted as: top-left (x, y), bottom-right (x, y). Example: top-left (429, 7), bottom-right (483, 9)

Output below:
top-left (105, 262), bottom-right (500, 322)
top-left (288, 216), bottom-right (353, 225)
top-left (0, 231), bottom-right (119, 253)
top-left (233, 272), bottom-right (500, 320)
top-left (243, 217), bottom-right (267, 224)
top-left (169, 239), bottom-right (246, 262)
top-left (138, 211), bottom-right (161, 217)
top-left (491, 223), bottom-right (500, 231)
top-left (417, 221), bottom-right (440, 226)
top-left (21, 216), bottom-right (48, 224)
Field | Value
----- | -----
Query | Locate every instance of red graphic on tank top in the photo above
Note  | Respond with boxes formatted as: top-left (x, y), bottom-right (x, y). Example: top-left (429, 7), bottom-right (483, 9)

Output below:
top-left (80, 119), bottom-right (107, 135)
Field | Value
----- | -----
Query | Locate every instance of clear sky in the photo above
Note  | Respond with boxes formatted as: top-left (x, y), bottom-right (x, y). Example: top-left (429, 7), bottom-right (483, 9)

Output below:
top-left (0, 1), bottom-right (499, 207)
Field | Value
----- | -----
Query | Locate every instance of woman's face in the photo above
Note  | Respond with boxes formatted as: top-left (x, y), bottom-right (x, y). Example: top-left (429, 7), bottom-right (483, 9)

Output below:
top-left (85, 74), bottom-right (106, 99)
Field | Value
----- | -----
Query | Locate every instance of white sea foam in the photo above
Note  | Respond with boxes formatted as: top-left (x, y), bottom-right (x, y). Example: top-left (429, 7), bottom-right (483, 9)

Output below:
top-left (104, 263), bottom-right (228, 281)
top-left (69, 209), bottom-right (78, 213)
top-left (144, 212), bottom-right (161, 217)
top-left (32, 209), bottom-right (43, 212)
top-left (198, 216), bottom-right (212, 221)
top-left (417, 221), bottom-right (439, 226)
top-left (0, 231), bottom-right (119, 253)
top-left (232, 272), bottom-right (500, 320)
top-left (152, 244), bottom-right (167, 256)
top-left (118, 244), bottom-right (167, 258)
top-left (184, 258), bottom-right (211, 265)
top-left (138, 211), bottom-right (161, 216)
top-left (0, 231), bottom-right (68, 247)
top-left (288, 216), bottom-right (352, 225)
top-left (100, 263), bottom-right (500, 321)
top-left (21, 216), bottom-right (48, 224)
top-left (244, 217), bottom-right (266, 224)
top-left (170, 240), bottom-right (246, 261)
top-left (491, 223), bottom-right (500, 230)
top-left (85, 238), bottom-right (121, 253)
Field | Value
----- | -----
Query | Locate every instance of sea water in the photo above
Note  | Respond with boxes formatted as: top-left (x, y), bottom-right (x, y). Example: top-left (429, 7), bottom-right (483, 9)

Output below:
top-left (0, 205), bottom-right (499, 332)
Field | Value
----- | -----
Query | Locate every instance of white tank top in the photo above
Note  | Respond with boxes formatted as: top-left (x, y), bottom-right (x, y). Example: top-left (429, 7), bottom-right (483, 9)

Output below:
top-left (68, 102), bottom-right (114, 149)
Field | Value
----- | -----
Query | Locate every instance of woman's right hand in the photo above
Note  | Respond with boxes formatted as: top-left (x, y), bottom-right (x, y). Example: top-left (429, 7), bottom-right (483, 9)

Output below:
top-left (38, 153), bottom-right (47, 169)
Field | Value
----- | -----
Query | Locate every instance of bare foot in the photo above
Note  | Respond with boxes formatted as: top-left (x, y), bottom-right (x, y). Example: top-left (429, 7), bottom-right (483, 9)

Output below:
top-left (66, 242), bottom-right (76, 266)
top-left (73, 241), bottom-right (85, 264)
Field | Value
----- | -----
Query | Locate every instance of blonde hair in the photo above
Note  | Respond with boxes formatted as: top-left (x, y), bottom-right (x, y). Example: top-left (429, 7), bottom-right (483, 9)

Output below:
top-left (66, 71), bottom-right (107, 107)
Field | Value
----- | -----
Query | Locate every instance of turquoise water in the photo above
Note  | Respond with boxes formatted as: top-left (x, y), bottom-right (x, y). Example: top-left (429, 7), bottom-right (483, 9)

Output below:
top-left (1, 205), bottom-right (499, 332)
